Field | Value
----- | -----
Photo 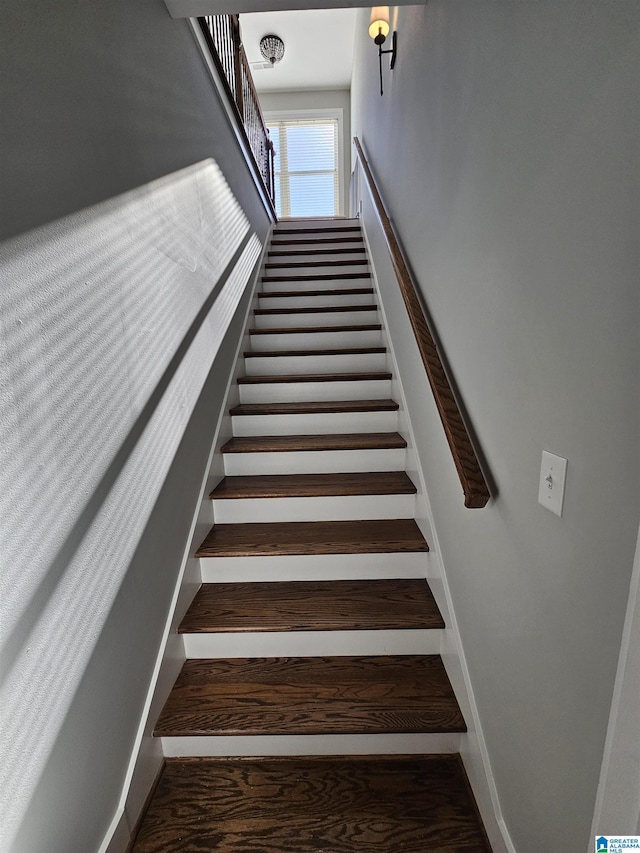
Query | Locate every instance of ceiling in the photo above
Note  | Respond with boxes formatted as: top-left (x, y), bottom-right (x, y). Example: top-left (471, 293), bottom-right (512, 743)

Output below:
top-left (239, 9), bottom-right (358, 93)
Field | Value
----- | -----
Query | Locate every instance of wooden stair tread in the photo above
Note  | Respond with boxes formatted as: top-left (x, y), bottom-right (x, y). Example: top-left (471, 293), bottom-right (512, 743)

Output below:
top-left (269, 246), bottom-right (366, 257)
top-left (243, 346), bottom-right (386, 358)
top-left (154, 655), bottom-right (466, 737)
top-left (179, 579), bottom-right (444, 633)
top-left (135, 220), bottom-right (489, 853)
top-left (209, 471), bottom-right (417, 500)
top-left (270, 237), bottom-right (364, 246)
top-left (249, 323), bottom-right (381, 336)
top-left (262, 272), bottom-right (371, 282)
top-left (196, 518), bottom-right (429, 557)
top-left (264, 259), bottom-right (368, 268)
top-left (131, 756), bottom-right (491, 853)
top-left (254, 305), bottom-right (377, 316)
top-left (237, 371), bottom-right (392, 385)
top-left (258, 287), bottom-right (374, 298)
top-left (220, 433), bottom-right (406, 454)
top-left (230, 399), bottom-right (399, 416)
top-left (275, 226), bottom-right (361, 235)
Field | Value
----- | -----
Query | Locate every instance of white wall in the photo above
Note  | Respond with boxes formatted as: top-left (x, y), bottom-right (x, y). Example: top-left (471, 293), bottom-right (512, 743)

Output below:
top-left (259, 89), bottom-right (351, 215)
top-left (0, 1), bottom-right (271, 849)
top-left (351, 3), bottom-right (640, 851)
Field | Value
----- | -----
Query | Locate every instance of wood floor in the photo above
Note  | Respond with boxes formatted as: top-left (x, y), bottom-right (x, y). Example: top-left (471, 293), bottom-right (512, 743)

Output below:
top-left (195, 518), bottom-right (429, 557)
top-left (131, 756), bottom-right (491, 853)
top-left (249, 323), bottom-right (382, 337)
top-left (210, 471), bottom-right (417, 500)
top-left (229, 400), bottom-right (399, 416)
top-left (178, 579), bottom-right (444, 633)
top-left (155, 655), bottom-right (465, 738)
top-left (243, 345), bottom-right (386, 360)
top-left (137, 219), bottom-right (491, 851)
top-left (220, 433), bottom-right (406, 454)
top-left (236, 371), bottom-right (392, 385)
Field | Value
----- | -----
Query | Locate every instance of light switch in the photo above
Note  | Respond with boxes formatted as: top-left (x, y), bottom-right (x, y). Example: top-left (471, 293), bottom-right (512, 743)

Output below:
top-left (538, 451), bottom-right (567, 517)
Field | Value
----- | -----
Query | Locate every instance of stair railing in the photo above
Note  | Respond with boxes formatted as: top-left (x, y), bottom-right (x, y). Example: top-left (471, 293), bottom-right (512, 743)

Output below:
top-left (198, 15), bottom-right (276, 212)
top-left (353, 137), bottom-right (490, 508)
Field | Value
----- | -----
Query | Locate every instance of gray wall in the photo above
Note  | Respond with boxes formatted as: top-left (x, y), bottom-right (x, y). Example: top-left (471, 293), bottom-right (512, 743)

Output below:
top-left (259, 89), bottom-right (351, 216)
top-left (0, 0), bottom-right (268, 241)
top-left (351, 3), bottom-right (639, 851)
top-left (0, 2), bottom-right (271, 850)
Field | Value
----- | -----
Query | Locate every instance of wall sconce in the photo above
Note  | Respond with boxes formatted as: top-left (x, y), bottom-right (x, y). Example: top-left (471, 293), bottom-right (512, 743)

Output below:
top-left (369, 7), bottom-right (397, 96)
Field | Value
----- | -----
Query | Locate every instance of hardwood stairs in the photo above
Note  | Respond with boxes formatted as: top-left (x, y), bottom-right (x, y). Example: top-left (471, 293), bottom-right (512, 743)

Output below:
top-left (132, 219), bottom-right (491, 852)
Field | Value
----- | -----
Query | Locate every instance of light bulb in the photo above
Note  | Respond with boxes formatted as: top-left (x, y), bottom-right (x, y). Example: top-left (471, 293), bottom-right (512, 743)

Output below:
top-left (368, 7), bottom-right (390, 40)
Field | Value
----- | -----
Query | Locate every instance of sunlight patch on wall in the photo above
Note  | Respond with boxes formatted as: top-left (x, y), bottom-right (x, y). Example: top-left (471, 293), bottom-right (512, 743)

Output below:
top-left (0, 160), bottom-right (261, 848)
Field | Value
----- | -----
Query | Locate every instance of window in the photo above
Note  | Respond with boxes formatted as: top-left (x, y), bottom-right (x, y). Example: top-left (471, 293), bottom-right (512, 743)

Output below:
top-left (267, 118), bottom-right (340, 218)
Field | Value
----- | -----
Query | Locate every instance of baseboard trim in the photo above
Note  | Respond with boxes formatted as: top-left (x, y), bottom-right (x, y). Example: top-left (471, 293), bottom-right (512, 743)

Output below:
top-left (124, 761), bottom-right (165, 853)
top-left (98, 809), bottom-right (130, 853)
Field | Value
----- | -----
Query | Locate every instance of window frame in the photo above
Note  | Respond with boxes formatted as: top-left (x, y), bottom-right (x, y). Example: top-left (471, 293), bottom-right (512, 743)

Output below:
top-left (264, 107), bottom-right (345, 218)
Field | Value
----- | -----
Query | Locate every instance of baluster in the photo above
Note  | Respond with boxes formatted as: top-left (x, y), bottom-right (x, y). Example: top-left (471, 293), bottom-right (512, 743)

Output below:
top-left (230, 16), bottom-right (244, 122)
top-left (197, 15), bottom-right (276, 209)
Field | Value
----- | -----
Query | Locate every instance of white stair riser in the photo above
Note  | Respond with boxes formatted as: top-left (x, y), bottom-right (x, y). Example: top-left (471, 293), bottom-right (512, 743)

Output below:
top-left (244, 352), bottom-right (388, 376)
top-left (162, 733), bottom-right (460, 757)
top-left (264, 264), bottom-right (369, 278)
top-left (261, 276), bottom-right (371, 293)
top-left (212, 493), bottom-right (416, 524)
top-left (183, 629), bottom-right (440, 658)
top-left (257, 292), bottom-right (374, 310)
top-left (275, 230), bottom-right (361, 236)
top-left (271, 233), bottom-right (362, 244)
top-left (231, 410), bottom-right (398, 436)
top-left (275, 219), bottom-right (359, 231)
top-left (199, 552), bottom-right (428, 583)
top-left (223, 448), bottom-right (407, 476)
top-left (267, 251), bottom-right (367, 265)
top-left (249, 329), bottom-right (382, 351)
top-left (270, 243), bottom-right (363, 257)
top-left (238, 379), bottom-right (392, 404)
top-left (253, 309), bottom-right (378, 329)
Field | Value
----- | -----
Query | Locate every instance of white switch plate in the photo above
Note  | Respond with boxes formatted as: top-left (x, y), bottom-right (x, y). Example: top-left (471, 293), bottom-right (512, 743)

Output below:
top-left (538, 451), bottom-right (568, 517)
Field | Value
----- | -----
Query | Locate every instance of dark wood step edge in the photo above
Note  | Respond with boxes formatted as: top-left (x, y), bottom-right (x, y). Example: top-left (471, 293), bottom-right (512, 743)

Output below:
top-left (195, 518), bottom-right (429, 558)
top-left (249, 324), bottom-right (382, 336)
top-left (263, 272), bottom-right (371, 282)
top-left (270, 236), bottom-right (364, 246)
top-left (274, 226), bottom-right (361, 235)
top-left (268, 247), bottom-right (366, 257)
top-left (154, 655), bottom-right (466, 737)
top-left (210, 472), bottom-right (417, 500)
top-left (237, 371), bottom-right (392, 384)
top-left (264, 259), bottom-right (368, 269)
top-left (243, 346), bottom-right (386, 359)
top-left (254, 305), bottom-right (377, 317)
top-left (178, 579), bottom-right (444, 633)
top-left (258, 287), bottom-right (374, 299)
top-left (229, 399), bottom-right (399, 415)
top-left (220, 432), bottom-right (407, 453)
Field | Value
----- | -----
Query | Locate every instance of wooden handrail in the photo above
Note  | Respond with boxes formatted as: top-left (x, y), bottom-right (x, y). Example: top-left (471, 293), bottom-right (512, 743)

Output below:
top-left (354, 137), bottom-right (490, 508)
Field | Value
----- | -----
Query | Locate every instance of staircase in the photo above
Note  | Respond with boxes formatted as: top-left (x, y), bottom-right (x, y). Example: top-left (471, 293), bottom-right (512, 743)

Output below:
top-left (131, 219), bottom-right (491, 852)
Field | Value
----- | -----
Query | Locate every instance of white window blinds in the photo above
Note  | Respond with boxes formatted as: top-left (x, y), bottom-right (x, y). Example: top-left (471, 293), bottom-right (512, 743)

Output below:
top-left (267, 119), bottom-right (339, 218)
